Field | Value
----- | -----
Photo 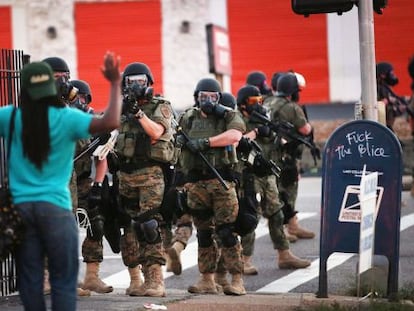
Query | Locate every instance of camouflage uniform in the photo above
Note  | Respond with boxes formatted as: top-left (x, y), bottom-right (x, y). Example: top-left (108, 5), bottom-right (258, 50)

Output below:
top-left (179, 107), bottom-right (246, 294)
top-left (264, 95), bottom-right (308, 223)
top-left (239, 117), bottom-right (288, 258)
top-left (116, 97), bottom-right (174, 271)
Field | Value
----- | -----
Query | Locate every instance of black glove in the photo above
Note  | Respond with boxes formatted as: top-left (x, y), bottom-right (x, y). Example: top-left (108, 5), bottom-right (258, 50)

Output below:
top-left (213, 104), bottom-right (229, 118)
top-left (256, 125), bottom-right (271, 137)
top-left (128, 101), bottom-right (141, 115)
top-left (311, 147), bottom-right (321, 160)
top-left (185, 138), bottom-right (210, 153)
top-left (175, 134), bottom-right (187, 147)
top-left (237, 137), bottom-right (252, 153)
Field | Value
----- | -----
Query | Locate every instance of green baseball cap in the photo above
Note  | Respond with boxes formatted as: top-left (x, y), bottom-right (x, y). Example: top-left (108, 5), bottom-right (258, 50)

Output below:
top-left (21, 61), bottom-right (57, 100)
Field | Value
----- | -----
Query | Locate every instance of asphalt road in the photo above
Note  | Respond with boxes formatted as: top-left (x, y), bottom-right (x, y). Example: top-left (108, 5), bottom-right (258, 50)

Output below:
top-left (81, 176), bottom-right (414, 298)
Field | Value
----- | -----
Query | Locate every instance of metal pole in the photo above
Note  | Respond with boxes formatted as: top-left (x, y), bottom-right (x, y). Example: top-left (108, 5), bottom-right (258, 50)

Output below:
top-left (358, 0), bottom-right (378, 121)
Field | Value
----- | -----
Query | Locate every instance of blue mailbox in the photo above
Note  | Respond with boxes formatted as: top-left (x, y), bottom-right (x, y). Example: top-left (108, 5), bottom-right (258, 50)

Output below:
top-left (318, 120), bottom-right (402, 299)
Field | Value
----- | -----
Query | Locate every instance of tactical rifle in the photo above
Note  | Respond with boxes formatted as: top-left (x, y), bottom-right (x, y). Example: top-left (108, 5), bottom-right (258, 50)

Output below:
top-left (250, 110), bottom-right (321, 166)
top-left (242, 138), bottom-right (281, 177)
top-left (73, 133), bottom-right (111, 162)
top-left (172, 118), bottom-right (230, 190)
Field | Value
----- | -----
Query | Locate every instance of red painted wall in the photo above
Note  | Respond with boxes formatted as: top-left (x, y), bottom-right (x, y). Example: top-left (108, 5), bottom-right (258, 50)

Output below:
top-left (374, 0), bottom-right (414, 97)
top-left (228, 1), bottom-right (414, 104)
top-left (228, 0), bottom-right (329, 103)
top-left (75, 1), bottom-right (162, 112)
top-left (0, 6), bottom-right (12, 49)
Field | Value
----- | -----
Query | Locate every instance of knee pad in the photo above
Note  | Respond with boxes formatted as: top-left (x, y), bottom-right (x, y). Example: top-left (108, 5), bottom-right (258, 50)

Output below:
top-left (132, 219), bottom-right (161, 244)
top-left (216, 223), bottom-right (237, 248)
top-left (197, 229), bottom-right (214, 248)
top-left (269, 210), bottom-right (284, 227)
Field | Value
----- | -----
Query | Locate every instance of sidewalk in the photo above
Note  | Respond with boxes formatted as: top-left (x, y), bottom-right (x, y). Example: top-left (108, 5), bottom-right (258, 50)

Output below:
top-left (0, 289), bottom-right (381, 311)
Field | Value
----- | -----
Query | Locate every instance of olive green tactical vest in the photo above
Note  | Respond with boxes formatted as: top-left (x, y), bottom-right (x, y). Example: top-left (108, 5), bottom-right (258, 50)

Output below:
top-left (116, 97), bottom-right (178, 166)
top-left (178, 108), bottom-right (238, 173)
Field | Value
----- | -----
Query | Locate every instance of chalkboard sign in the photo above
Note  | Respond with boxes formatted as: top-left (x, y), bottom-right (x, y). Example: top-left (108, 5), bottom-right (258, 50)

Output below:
top-left (318, 120), bottom-right (402, 299)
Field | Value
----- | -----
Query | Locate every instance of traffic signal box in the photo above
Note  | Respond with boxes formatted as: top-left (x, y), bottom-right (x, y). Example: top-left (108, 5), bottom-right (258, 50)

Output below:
top-left (291, 0), bottom-right (387, 17)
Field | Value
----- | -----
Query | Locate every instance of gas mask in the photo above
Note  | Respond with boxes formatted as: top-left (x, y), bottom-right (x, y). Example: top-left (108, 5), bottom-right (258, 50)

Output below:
top-left (384, 72), bottom-right (399, 86)
top-left (198, 91), bottom-right (220, 115)
top-left (70, 94), bottom-right (93, 113)
top-left (123, 74), bottom-right (153, 104)
top-left (244, 96), bottom-right (267, 116)
top-left (291, 91), bottom-right (300, 102)
top-left (55, 75), bottom-right (78, 102)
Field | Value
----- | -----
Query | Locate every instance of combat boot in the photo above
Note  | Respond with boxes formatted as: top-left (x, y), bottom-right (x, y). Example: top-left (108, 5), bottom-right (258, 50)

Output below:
top-left (167, 241), bottom-right (185, 275)
top-left (188, 273), bottom-right (219, 294)
top-left (278, 249), bottom-right (311, 269)
top-left (82, 262), bottom-right (113, 293)
top-left (77, 287), bottom-right (91, 296)
top-left (165, 252), bottom-right (172, 272)
top-left (223, 273), bottom-right (246, 296)
top-left (242, 255), bottom-right (258, 275)
top-left (43, 268), bottom-right (51, 295)
top-left (284, 225), bottom-right (298, 243)
top-left (287, 215), bottom-right (315, 239)
top-left (126, 266), bottom-right (144, 296)
top-left (215, 271), bottom-right (230, 288)
top-left (142, 264), bottom-right (166, 297)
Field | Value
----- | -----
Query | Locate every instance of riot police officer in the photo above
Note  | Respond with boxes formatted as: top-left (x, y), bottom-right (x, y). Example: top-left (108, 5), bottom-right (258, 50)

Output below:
top-left (265, 73), bottom-right (315, 240)
top-left (408, 56), bottom-right (414, 196)
top-left (178, 78), bottom-right (246, 295)
top-left (246, 70), bottom-right (272, 99)
top-left (115, 62), bottom-right (175, 297)
top-left (68, 79), bottom-right (114, 294)
top-left (376, 61), bottom-right (409, 132)
top-left (236, 85), bottom-right (311, 273)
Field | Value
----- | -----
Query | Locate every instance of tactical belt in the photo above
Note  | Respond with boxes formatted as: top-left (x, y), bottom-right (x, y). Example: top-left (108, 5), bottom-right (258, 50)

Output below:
top-left (187, 167), bottom-right (235, 183)
top-left (119, 160), bottom-right (159, 173)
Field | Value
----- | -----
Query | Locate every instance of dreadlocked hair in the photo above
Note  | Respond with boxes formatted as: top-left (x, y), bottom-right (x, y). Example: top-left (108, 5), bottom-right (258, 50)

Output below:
top-left (20, 90), bottom-right (62, 170)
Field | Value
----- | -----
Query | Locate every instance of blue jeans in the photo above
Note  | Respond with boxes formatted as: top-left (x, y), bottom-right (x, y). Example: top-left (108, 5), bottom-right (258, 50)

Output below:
top-left (15, 202), bottom-right (79, 311)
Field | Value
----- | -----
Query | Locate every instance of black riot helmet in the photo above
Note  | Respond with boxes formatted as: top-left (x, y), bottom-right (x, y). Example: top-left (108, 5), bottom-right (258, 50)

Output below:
top-left (42, 57), bottom-right (70, 73)
top-left (376, 62), bottom-right (399, 86)
top-left (271, 72), bottom-right (285, 92)
top-left (236, 84), bottom-right (267, 115)
top-left (122, 62), bottom-right (154, 101)
top-left (408, 55), bottom-right (414, 91)
top-left (194, 78), bottom-right (222, 95)
top-left (276, 73), bottom-right (300, 97)
top-left (220, 92), bottom-right (237, 109)
top-left (193, 78), bottom-right (222, 114)
top-left (71, 80), bottom-right (92, 102)
top-left (237, 85), bottom-right (260, 106)
top-left (246, 71), bottom-right (272, 96)
top-left (122, 62), bottom-right (154, 87)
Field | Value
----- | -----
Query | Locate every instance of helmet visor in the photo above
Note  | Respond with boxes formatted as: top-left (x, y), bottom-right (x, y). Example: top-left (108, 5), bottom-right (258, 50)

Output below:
top-left (198, 91), bottom-right (220, 104)
top-left (125, 74), bottom-right (148, 87)
top-left (246, 96), bottom-right (263, 106)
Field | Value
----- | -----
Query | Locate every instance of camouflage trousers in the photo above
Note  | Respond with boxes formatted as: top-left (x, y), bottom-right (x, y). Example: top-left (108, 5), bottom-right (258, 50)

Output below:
top-left (161, 213), bottom-right (193, 249)
top-left (70, 171), bottom-right (105, 262)
top-left (278, 158), bottom-right (300, 222)
top-left (117, 165), bottom-right (166, 268)
top-left (187, 179), bottom-right (243, 274)
top-left (241, 174), bottom-right (289, 253)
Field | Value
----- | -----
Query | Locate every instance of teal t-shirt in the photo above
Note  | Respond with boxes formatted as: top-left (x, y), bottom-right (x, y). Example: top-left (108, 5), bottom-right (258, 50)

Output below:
top-left (0, 105), bottom-right (93, 210)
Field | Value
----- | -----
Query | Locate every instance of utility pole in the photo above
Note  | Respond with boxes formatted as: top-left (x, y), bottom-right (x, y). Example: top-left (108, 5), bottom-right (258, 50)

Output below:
top-left (358, 0), bottom-right (378, 121)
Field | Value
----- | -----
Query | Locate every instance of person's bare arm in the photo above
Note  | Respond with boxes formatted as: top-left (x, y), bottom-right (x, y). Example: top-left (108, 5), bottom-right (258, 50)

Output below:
top-left (298, 122), bottom-right (312, 136)
top-left (209, 129), bottom-right (243, 147)
top-left (136, 115), bottom-right (165, 142)
top-left (89, 51), bottom-right (121, 135)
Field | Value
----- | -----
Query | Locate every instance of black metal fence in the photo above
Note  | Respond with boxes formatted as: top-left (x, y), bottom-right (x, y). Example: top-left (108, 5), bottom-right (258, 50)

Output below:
top-left (0, 48), bottom-right (28, 296)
